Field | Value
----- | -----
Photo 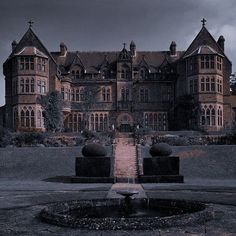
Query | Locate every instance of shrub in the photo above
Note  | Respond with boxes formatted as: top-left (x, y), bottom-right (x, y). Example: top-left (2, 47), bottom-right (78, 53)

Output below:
top-left (14, 132), bottom-right (47, 147)
top-left (0, 126), bottom-right (12, 147)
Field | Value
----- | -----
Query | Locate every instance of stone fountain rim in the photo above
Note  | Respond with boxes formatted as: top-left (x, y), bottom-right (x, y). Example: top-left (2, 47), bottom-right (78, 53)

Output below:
top-left (39, 198), bottom-right (213, 230)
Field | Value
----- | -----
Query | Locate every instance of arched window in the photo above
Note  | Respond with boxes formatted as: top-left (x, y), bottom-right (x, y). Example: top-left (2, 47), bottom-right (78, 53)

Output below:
top-left (95, 114), bottom-right (99, 131)
top-left (206, 109), bottom-right (210, 125)
top-left (91, 114), bottom-right (94, 131)
top-left (107, 88), bottom-right (111, 101)
top-left (99, 114), bottom-right (103, 131)
top-left (218, 107), bottom-right (223, 126)
top-left (37, 110), bottom-right (41, 127)
top-left (25, 110), bottom-right (30, 127)
top-left (201, 109), bottom-right (205, 125)
top-left (31, 110), bottom-right (35, 127)
top-left (21, 110), bottom-right (25, 127)
top-left (211, 109), bottom-right (215, 126)
top-left (104, 114), bottom-right (108, 131)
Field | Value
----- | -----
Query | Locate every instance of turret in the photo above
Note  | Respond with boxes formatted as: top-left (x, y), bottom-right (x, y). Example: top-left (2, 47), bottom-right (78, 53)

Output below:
top-left (169, 41), bottom-right (176, 56)
top-left (217, 35), bottom-right (225, 52)
top-left (60, 42), bottom-right (67, 56)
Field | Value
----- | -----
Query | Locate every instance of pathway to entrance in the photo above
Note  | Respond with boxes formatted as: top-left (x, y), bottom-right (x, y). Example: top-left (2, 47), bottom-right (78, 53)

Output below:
top-left (114, 132), bottom-right (138, 182)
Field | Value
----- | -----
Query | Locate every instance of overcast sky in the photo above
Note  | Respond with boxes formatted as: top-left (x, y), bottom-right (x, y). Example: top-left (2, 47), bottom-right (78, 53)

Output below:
top-left (1, 0), bottom-right (236, 106)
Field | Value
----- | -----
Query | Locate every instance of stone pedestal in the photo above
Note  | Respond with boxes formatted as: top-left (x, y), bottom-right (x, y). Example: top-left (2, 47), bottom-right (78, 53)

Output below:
top-left (75, 157), bottom-right (111, 177)
top-left (73, 156), bottom-right (114, 183)
top-left (139, 156), bottom-right (184, 183)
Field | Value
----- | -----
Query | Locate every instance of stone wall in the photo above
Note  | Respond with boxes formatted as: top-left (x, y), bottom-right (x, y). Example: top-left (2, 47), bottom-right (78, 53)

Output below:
top-left (141, 145), bottom-right (236, 179)
top-left (0, 146), bottom-right (112, 180)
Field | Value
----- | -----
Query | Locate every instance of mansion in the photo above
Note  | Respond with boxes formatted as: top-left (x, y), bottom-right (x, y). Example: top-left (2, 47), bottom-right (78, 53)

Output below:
top-left (0, 20), bottom-right (234, 133)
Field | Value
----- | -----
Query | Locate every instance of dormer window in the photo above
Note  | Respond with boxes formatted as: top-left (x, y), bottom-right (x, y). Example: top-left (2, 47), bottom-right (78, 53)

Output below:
top-left (140, 68), bottom-right (148, 79)
top-left (102, 68), bottom-right (109, 79)
top-left (71, 69), bottom-right (81, 79)
top-left (76, 70), bottom-right (80, 79)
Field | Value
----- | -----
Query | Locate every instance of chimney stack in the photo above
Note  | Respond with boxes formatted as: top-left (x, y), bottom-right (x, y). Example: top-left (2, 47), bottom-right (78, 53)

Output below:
top-left (130, 40), bottom-right (136, 57)
top-left (60, 42), bottom-right (67, 56)
top-left (11, 40), bottom-right (17, 52)
top-left (217, 35), bottom-right (225, 52)
top-left (169, 41), bottom-right (176, 56)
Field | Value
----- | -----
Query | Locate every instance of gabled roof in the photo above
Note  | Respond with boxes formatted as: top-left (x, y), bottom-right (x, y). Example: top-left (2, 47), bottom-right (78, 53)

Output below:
top-left (118, 47), bottom-right (132, 61)
top-left (70, 52), bottom-right (84, 68)
top-left (51, 50), bottom-right (183, 74)
top-left (6, 27), bottom-right (57, 65)
top-left (183, 26), bottom-right (230, 63)
top-left (137, 55), bottom-right (150, 69)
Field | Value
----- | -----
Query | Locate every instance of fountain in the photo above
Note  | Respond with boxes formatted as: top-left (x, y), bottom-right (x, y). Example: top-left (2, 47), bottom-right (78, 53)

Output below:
top-left (39, 143), bottom-right (213, 230)
top-left (39, 189), bottom-right (213, 230)
top-left (116, 190), bottom-right (138, 216)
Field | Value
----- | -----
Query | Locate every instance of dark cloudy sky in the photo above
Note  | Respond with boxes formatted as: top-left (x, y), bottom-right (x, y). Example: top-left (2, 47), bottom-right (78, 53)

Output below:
top-left (1, 0), bottom-right (236, 106)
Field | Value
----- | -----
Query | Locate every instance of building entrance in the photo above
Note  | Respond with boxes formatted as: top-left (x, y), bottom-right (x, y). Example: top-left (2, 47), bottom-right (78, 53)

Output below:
top-left (116, 113), bottom-right (134, 132)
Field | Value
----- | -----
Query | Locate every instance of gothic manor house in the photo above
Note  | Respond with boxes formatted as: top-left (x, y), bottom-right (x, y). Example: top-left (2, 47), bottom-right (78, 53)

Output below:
top-left (0, 20), bottom-right (233, 133)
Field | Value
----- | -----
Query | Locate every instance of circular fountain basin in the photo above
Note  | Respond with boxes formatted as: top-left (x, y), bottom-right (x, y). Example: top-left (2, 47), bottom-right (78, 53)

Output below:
top-left (39, 199), bottom-right (213, 230)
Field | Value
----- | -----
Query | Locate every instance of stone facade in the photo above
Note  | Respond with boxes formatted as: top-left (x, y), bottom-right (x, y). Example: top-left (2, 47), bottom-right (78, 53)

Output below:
top-left (1, 20), bottom-right (233, 133)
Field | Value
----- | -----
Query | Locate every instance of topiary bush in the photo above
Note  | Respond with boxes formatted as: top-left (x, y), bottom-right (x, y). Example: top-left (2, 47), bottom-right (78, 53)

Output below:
top-left (82, 143), bottom-right (107, 157)
top-left (149, 143), bottom-right (172, 157)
